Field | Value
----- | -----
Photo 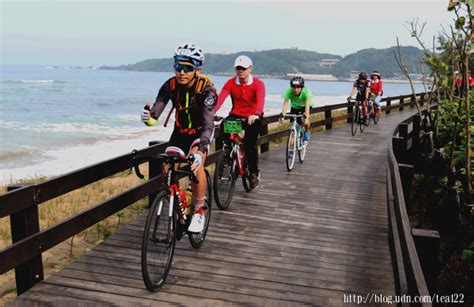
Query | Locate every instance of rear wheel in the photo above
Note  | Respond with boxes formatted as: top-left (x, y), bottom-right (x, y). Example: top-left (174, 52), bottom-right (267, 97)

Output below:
top-left (189, 169), bottom-right (212, 248)
top-left (374, 108), bottom-right (380, 124)
top-left (242, 170), bottom-right (251, 192)
top-left (286, 128), bottom-right (297, 170)
top-left (366, 107), bottom-right (372, 127)
top-left (213, 147), bottom-right (236, 210)
top-left (141, 190), bottom-right (176, 292)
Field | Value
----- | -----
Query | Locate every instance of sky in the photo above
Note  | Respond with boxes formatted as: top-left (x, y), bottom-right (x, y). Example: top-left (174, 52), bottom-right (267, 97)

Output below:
top-left (1, 0), bottom-right (454, 66)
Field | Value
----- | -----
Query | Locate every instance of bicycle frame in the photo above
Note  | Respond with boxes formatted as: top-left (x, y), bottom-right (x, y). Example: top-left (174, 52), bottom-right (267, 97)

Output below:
top-left (228, 132), bottom-right (246, 176)
top-left (158, 164), bottom-right (190, 230)
top-left (285, 114), bottom-right (306, 150)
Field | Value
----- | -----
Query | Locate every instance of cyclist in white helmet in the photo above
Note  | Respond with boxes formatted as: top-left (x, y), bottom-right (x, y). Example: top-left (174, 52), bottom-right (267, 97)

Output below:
top-left (141, 43), bottom-right (217, 233)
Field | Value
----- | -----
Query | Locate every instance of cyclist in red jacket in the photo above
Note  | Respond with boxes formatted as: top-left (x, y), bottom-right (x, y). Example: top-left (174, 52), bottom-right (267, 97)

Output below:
top-left (215, 55), bottom-right (266, 190)
top-left (369, 71), bottom-right (383, 114)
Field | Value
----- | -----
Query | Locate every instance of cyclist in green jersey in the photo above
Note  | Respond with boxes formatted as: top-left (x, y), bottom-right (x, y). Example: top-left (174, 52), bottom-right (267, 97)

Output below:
top-left (280, 76), bottom-right (313, 141)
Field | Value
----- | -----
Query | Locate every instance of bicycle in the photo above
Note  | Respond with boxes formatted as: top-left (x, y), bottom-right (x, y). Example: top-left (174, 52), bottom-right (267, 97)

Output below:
top-left (348, 98), bottom-right (367, 136)
top-left (282, 113), bottom-right (307, 171)
top-left (213, 116), bottom-right (253, 210)
top-left (130, 148), bottom-right (212, 292)
top-left (367, 99), bottom-right (380, 125)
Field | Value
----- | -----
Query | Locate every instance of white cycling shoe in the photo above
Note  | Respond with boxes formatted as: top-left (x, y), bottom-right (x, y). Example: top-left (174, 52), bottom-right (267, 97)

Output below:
top-left (188, 210), bottom-right (205, 233)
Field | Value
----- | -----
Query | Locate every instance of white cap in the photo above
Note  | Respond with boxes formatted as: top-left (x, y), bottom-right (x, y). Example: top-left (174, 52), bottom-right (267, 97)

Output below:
top-left (234, 55), bottom-right (253, 68)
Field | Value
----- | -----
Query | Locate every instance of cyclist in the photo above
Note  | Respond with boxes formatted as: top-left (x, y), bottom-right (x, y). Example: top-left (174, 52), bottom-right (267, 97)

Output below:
top-left (141, 43), bottom-right (217, 233)
top-left (215, 55), bottom-right (266, 190)
top-left (279, 76), bottom-right (313, 142)
top-left (347, 72), bottom-right (370, 124)
top-left (369, 71), bottom-right (383, 114)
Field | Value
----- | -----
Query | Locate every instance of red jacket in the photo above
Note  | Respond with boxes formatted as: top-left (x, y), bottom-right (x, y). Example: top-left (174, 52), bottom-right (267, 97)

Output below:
top-left (215, 75), bottom-right (266, 117)
top-left (370, 80), bottom-right (383, 96)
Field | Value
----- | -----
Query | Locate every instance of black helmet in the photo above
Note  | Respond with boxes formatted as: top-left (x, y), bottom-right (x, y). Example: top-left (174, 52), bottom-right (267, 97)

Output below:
top-left (290, 76), bottom-right (305, 87)
top-left (358, 72), bottom-right (368, 80)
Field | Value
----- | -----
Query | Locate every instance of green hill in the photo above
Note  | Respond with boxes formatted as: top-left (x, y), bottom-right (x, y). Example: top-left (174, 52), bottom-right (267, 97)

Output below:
top-left (101, 46), bottom-right (424, 79)
top-left (333, 46), bottom-right (424, 78)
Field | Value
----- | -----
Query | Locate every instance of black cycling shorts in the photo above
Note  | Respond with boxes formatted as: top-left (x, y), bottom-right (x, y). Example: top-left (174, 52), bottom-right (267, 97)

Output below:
top-left (290, 106), bottom-right (311, 125)
top-left (167, 128), bottom-right (213, 155)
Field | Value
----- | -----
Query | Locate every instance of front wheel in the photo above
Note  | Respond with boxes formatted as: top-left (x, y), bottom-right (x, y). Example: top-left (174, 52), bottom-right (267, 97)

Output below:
top-left (351, 108), bottom-right (358, 136)
top-left (298, 129), bottom-right (306, 163)
top-left (286, 128), bottom-right (297, 171)
top-left (359, 108), bottom-right (366, 133)
top-left (189, 169), bottom-right (212, 248)
top-left (213, 148), bottom-right (237, 210)
top-left (142, 189), bottom-right (176, 292)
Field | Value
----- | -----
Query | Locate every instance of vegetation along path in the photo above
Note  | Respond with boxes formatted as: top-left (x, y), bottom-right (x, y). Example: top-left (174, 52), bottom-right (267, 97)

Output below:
top-left (9, 108), bottom-right (418, 306)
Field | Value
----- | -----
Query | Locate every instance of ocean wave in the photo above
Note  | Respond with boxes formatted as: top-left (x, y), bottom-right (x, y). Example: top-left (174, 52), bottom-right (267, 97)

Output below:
top-left (21, 80), bottom-right (55, 84)
top-left (115, 114), bottom-right (141, 122)
top-left (265, 94), bottom-right (283, 102)
top-left (1, 80), bottom-right (66, 84)
top-left (0, 151), bottom-right (32, 161)
top-left (0, 120), bottom-right (154, 137)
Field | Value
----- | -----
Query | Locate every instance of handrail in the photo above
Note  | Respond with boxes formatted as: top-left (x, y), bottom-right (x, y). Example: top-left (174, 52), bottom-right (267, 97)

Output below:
top-left (387, 106), bottom-right (434, 306)
top-left (0, 91), bottom-right (429, 295)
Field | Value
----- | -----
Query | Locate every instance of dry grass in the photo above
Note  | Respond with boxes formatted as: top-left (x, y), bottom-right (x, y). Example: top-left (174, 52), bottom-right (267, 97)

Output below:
top-left (0, 167), bottom-right (149, 305)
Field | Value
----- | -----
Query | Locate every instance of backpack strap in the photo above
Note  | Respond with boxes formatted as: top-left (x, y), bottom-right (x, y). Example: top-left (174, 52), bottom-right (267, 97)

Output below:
top-left (164, 78), bottom-right (177, 127)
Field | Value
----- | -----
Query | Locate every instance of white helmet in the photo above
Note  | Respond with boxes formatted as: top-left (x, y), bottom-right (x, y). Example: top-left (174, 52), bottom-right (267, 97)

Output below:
top-left (174, 43), bottom-right (205, 67)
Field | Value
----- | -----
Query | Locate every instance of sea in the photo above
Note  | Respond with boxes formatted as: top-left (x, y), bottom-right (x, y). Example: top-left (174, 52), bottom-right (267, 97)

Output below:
top-left (0, 64), bottom-right (425, 184)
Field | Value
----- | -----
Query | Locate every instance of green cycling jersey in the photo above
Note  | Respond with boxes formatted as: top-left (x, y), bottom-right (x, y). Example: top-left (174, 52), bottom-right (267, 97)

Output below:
top-left (284, 87), bottom-right (314, 109)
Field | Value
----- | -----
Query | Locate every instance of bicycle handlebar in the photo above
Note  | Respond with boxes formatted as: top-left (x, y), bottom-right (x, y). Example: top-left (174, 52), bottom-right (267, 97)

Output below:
top-left (129, 150), bottom-right (199, 183)
top-left (283, 113), bottom-right (306, 119)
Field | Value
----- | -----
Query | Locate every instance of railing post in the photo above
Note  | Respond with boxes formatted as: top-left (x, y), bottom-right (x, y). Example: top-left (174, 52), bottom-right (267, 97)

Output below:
top-left (412, 114), bottom-right (421, 162)
top-left (8, 184), bottom-right (44, 295)
top-left (399, 163), bottom-right (414, 208)
top-left (260, 119), bottom-right (269, 153)
top-left (393, 136), bottom-right (404, 163)
top-left (398, 123), bottom-right (409, 160)
top-left (386, 99), bottom-right (392, 114)
top-left (347, 102), bottom-right (353, 123)
top-left (148, 141), bottom-right (165, 208)
top-left (324, 109), bottom-right (332, 130)
top-left (412, 228), bottom-right (440, 294)
top-left (410, 94), bottom-right (416, 108)
top-left (399, 97), bottom-right (404, 111)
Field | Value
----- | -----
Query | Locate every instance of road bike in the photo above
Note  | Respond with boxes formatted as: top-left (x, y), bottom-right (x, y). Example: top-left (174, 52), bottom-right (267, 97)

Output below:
top-left (130, 148), bottom-right (212, 291)
top-left (349, 98), bottom-right (367, 136)
top-left (367, 99), bottom-right (381, 125)
top-left (213, 116), bottom-right (252, 210)
top-left (282, 113), bottom-right (307, 171)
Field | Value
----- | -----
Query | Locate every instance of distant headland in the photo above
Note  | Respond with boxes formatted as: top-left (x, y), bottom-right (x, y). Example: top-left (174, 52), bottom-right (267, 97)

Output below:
top-left (100, 46), bottom-right (427, 81)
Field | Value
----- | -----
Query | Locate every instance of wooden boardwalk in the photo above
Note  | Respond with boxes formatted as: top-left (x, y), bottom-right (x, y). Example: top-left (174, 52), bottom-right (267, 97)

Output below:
top-left (9, 109), bottom-right (416, 306)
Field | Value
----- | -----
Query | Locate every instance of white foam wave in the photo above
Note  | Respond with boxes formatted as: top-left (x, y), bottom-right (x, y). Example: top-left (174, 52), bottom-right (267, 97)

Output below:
top-left (21, 80), bottom-right (55, 84)
top-left (0, 125), bottom-right (174, 185)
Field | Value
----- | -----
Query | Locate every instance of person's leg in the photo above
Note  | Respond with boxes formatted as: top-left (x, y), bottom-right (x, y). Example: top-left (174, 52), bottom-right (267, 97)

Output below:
top-left (244, 119), bottom-right (261, 175)
top-left (375, 96), bottom-right (382, 113)
top-left (188, 137), bottom-right (209, 233)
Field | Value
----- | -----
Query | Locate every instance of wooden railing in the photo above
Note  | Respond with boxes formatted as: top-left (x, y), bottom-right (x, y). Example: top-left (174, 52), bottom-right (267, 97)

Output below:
top-left (0, 91), bottom-right (428, 295)
top-left (387, 104), bottom-right (441, 306)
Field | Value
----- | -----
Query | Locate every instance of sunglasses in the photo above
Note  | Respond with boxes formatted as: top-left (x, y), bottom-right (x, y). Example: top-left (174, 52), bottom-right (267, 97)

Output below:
top-left (174, 63), bottom-right (195, 73)
top-left (235, 66), bottom-right (248, 71)
top-left (291, 85), bottom-right (303, 89)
